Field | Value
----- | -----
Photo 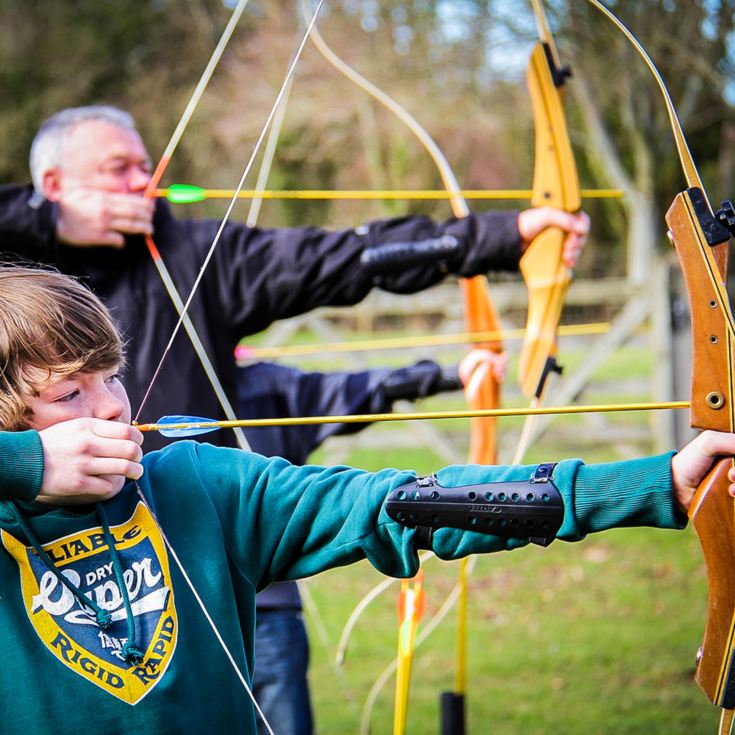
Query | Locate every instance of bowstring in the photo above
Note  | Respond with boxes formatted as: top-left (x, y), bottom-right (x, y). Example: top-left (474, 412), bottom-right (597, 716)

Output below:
top-left (129, 3), bottom-right (326, 732)
top-left (135, 0), bottom-right (326, 423)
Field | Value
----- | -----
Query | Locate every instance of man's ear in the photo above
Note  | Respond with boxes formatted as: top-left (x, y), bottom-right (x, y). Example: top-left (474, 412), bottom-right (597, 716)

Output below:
top-left (42, 169), bottom-right (63, 202)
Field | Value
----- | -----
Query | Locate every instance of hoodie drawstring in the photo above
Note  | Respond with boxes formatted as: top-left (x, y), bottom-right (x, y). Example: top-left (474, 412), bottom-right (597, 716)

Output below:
top-left (7, 502), bottom-right (143, 664)
top-left (97, 503), bottom-right (143, 664)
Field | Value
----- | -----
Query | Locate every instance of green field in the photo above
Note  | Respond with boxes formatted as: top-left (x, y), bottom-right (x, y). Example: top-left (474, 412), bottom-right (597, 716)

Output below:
top-left (247, 331), bottom-right (717, 733)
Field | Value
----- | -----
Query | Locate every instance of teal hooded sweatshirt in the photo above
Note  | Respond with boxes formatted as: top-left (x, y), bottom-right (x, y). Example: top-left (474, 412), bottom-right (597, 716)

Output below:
top-left (0, 440), bottom-right (682, 734)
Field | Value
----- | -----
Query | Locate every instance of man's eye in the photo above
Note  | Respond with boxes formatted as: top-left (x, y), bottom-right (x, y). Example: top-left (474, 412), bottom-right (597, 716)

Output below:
top-left (101, 163), bottom-right (127, 176)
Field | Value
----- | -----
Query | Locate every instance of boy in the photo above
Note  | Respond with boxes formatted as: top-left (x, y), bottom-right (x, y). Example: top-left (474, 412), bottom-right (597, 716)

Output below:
top-left (0, 264), bottom-right (732, 734)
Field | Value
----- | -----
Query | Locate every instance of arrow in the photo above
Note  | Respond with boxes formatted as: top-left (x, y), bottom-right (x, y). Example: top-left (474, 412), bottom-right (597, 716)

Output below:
top-left (136, 400), bottom-right (690, 437)
top-left (155, 183), bottom-right (623, 204)
top-left (234, 322), bottom-right (610, 361)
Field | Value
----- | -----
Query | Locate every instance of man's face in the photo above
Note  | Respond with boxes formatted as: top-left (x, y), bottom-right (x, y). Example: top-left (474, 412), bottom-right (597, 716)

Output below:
top-left (51, 120), bottom-right (153, 196)
top-left (26, 367), bottom-right (131, 432)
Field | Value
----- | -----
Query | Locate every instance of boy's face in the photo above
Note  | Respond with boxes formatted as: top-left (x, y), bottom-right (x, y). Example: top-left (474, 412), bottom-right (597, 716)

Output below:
top-left (26, 366), bottom-right (130, 431)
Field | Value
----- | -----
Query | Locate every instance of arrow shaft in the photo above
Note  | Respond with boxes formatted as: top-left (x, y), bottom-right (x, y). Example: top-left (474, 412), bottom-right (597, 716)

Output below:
top-left (137, 400), bottom-right (690, 433)
top-left (155, 187), bottom-right (623, 201)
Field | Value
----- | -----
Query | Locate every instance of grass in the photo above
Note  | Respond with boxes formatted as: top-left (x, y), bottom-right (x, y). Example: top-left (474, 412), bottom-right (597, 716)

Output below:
top-left (250, 324), bottom-right (713, 732)
top-left (304, 528), bottom-right (714, 734)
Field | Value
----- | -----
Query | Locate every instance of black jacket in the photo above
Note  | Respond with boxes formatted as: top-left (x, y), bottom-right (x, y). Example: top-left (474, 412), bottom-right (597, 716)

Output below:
top-left (0, 184), bottom-right (520, 449)
top-left (238, 359), bottom-right (461, 609)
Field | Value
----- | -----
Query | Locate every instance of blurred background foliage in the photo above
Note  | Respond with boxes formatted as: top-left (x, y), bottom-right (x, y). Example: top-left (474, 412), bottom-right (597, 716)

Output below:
top-left (0, 0), bottom-right (733, 276)
top-left (2, 4), bottom-right (734, 732)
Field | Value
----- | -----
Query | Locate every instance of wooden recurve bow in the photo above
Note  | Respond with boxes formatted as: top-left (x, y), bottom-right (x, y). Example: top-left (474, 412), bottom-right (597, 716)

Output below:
top-left (513, 0), bottom-right (581, 465)
top-left (518, 0), bottom-right (581, 402)
top-left (585, 2), bottom-right (735, 732)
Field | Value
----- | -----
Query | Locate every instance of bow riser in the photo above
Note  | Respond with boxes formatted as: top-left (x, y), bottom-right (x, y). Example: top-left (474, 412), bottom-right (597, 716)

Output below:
top-left (667, 189), bottom-right (735, 709)
top-left (666, 190), bottom-right (735, 433)
top-left (518, 42), bottom-right (581, 399)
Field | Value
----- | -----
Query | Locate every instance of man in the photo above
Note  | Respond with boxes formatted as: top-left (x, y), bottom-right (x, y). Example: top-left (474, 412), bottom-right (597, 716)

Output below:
top-left (0, 264), bottom-right (729, 735)
top-left (0, 105), bottom-right (589, 452)
top-left (0, 105), bottom-right (587, 734)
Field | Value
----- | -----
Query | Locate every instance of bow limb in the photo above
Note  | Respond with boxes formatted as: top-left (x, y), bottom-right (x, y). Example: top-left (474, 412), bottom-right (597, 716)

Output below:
top-left (302, 10), bottom-right (501, 731)
top-left (512, 0), bottom-right (581, 464)
top-left (518, 28), bottom-right (580, 400)
top-left (586, 1), bottom-right (735, 729)
top-left (393, 571), bottom-right (426, 735)
top-left (137, 0), bottom-right (253, 449)
top-left (303, 1), bottom-right (503, 467)
top-left (132, 5), bottom-right (327, 734)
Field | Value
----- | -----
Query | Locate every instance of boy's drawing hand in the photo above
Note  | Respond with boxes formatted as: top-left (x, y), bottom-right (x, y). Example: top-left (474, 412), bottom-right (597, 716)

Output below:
top-left (37, 418), bottom-right (144, 504)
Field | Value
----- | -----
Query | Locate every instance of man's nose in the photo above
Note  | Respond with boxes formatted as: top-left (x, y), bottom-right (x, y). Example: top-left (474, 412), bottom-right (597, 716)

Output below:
top-left (128, 165), bottom-right (152, 193)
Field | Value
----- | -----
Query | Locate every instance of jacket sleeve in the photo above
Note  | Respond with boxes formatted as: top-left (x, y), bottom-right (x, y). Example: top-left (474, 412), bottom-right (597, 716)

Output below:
top-left (237, 360), bottom-right (461, 464)
top-left (179, 444), bottom-right (683, 589)
top-left (188, 209), bottom-right (521, 336)
top-left (0, 430), bottom-right (44, 502)
top-left (0, 185), bottom-right (59, 260)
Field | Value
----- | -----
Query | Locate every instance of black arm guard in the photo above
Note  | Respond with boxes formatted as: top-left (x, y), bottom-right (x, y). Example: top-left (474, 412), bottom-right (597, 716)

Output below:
top-left (385, 464), bottom-right (563, 549)
top-left (360, 235), bottom-right (460, 275)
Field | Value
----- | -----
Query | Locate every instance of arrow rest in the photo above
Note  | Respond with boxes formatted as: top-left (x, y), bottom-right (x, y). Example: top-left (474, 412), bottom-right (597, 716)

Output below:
top-left (715, 200), bottom-right (735, 239)
top-left (542, 43), bottom-right (572, 87)
top-left (534, 356), bottom-right (564, 400)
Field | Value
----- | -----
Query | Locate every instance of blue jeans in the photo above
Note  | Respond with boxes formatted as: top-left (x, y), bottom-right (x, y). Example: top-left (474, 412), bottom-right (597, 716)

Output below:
top-left (253, 609), bottom-right (313, 735)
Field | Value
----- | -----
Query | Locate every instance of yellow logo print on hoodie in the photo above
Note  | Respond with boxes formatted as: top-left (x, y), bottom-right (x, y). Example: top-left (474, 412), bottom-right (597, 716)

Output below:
top-left (2, 502), bottom-right (177, 704)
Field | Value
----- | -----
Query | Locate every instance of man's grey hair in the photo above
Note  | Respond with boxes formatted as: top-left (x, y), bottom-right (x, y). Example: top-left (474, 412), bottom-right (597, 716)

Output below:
top-left (29, 106), bottom-right (137, 195)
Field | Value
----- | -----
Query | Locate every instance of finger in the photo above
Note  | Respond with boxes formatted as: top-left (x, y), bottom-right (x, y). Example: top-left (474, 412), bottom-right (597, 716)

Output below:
top-left (108, 192), bottom-right (155, 216)
top-left (85, 457), bottom-right (144, 480)
top-left (36, 476), bottom-right (115, 503)
top-left (700, 430), bottom-right (735, 458)
top-left (562, 236), bottom-right (583, 268)
top-left (109, 217), bottom-right (153, 237)
top-left (109, 196), bottom-right (155, 221)
top-left (89, 438), bottom-right (143, 464)
top-left (541, 209), bottom-right (589, 235)
top-left (89, 419), bottom-right (144, 445)
top-left (107, 196), bottom-right (154, 236)
top-left (492, 353), bottom-right (509, 382)
top-left (97, 231), bottom-right (126, 248)
top-left (458, 349), bottom-right (500, 386)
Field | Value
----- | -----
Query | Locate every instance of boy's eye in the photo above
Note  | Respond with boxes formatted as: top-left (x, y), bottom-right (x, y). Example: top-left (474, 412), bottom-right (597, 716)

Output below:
top-left (105, 373), bottom-right (121, 385)
top-left (55, 389), bottom-right (79, 403)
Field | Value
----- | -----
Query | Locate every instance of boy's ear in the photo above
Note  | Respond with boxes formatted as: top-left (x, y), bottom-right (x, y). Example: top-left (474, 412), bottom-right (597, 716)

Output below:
top-left (42, 169), bottom-right (63, 202)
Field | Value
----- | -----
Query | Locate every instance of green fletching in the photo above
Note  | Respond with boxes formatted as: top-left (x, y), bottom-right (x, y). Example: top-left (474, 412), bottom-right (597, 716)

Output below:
top-left (166, 184), bottom-right (206, 204)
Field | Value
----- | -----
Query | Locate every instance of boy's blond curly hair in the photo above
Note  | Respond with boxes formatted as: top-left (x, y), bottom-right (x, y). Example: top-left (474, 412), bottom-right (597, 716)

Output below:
top-left (0, 266), bottom-right (125, 429)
